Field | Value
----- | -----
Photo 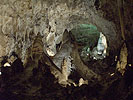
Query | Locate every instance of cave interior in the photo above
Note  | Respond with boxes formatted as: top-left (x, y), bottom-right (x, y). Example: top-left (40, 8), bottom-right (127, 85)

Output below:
top-left (0, 0), bottom-right (132, 100)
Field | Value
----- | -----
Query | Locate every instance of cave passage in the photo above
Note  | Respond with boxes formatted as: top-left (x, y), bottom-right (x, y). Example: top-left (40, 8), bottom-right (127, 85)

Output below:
top-left (71, 24), bottom-right (108, 62)
top-left (0, 0), bottom-right (132, 100)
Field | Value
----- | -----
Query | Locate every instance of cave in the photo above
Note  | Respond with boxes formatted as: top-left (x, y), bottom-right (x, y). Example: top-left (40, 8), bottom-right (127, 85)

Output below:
top-left (0, 0), bottom-right (132, 100)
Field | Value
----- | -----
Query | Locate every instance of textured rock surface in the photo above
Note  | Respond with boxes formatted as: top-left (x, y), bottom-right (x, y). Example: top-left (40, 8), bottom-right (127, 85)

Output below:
top-left (0, 0), bottom-right (121, 62)
top-left (116, 43), bottom-right (128, 75)
top-left (0, 0), bottom-right (132, 100)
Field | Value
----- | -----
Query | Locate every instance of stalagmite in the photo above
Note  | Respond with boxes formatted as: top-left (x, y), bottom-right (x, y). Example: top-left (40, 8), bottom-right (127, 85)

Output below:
top-left (71, 44), bottom-right (101, 82)
top-left (116, 43), bottom-right (128, 75)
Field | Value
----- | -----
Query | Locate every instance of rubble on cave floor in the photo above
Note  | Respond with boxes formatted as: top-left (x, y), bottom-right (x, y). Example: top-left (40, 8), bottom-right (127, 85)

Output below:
top-left (0, 46), bottom-right (132, 100)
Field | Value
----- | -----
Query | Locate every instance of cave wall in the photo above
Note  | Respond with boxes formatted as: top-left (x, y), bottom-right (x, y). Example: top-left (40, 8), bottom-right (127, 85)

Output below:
top-left (0, 0), bottom-right (132, 99)
top-left (0, 0), bottom-right (121, 63)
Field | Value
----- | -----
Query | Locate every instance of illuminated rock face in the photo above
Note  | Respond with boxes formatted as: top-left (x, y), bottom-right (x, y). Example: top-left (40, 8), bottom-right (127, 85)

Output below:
top-left (71, 24), bottom-right (108, 61)
top-left (0, 0), bottom-right (120, 63)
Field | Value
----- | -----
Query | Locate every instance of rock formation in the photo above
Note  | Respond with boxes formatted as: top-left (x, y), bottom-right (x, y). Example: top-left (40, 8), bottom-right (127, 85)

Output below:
top-left (0, 0), bottom-right (132, 100)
